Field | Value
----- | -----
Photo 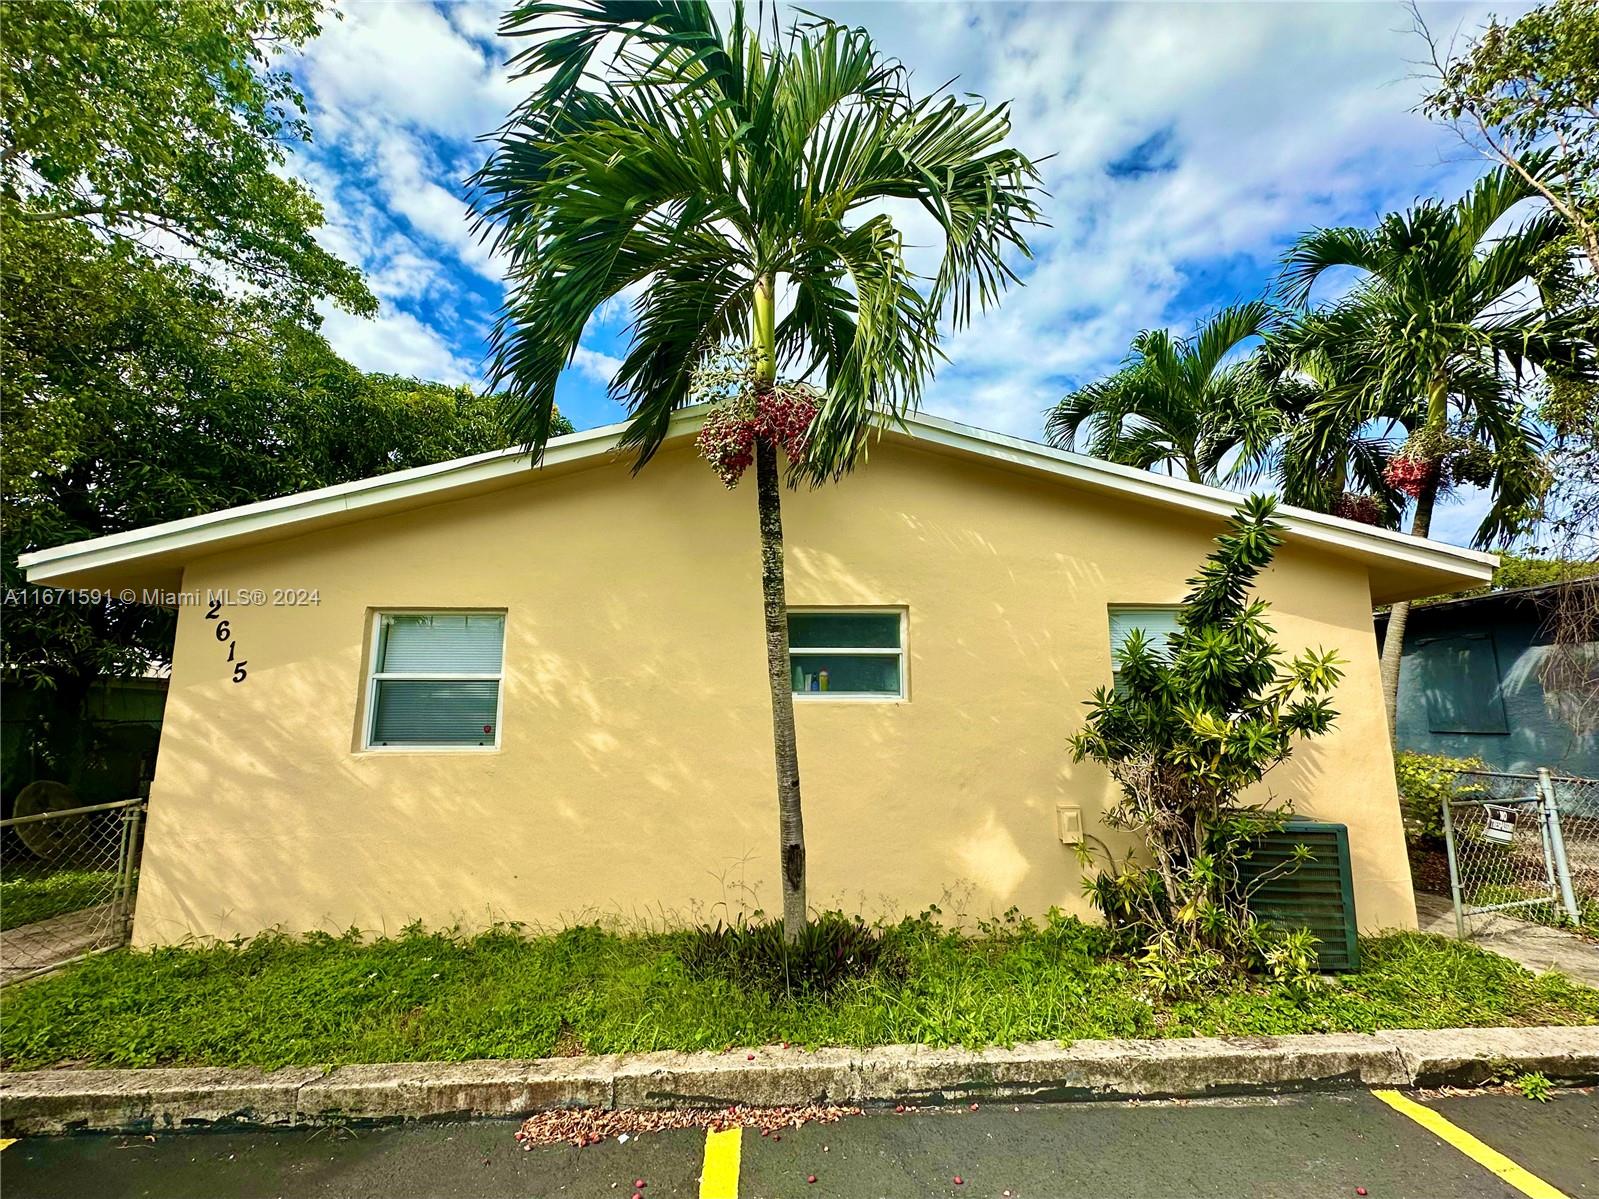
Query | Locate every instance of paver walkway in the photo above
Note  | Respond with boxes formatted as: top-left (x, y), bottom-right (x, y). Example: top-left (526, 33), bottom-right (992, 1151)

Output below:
top-left (1415, 890), bottom-right (1599, 987)
top-left (0, 904), bottom-right (117, 986)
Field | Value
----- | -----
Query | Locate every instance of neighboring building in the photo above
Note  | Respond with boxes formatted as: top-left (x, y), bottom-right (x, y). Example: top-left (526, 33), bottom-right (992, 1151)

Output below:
top-left (19, 409), bottom-right (1495, 945)
top-left (1378, 582), bottom-right (1599, 778)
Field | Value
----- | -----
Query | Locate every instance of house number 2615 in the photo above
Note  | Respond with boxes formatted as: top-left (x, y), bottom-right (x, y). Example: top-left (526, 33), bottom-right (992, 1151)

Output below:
top-left (206, 597), bottom-right (249, 683)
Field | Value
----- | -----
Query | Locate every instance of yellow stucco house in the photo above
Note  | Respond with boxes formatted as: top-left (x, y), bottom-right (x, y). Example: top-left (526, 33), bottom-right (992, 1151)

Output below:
top-left (21, 409), bottom-right (1494, 945)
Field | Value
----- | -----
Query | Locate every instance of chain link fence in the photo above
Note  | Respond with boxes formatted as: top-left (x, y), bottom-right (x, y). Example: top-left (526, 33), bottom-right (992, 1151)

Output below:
top-left (1549, 773), bottom-right (1599, 931)
top-left (1439, 768), bottom-right (1597, 939)
top-left (1, 798), bottom-right (144, 985)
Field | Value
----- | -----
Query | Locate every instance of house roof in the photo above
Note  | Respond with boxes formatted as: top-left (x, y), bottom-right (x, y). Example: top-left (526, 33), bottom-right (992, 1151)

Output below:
top-left (19, 406), bottom-right (1496, 604)
top-left (1375, 576), bottom-right (1599, 630)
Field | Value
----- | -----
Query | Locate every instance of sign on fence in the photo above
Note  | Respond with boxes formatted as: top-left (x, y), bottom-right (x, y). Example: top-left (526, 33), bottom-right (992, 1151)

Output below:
top-left (1481, 804), bottom-right (1516, 846)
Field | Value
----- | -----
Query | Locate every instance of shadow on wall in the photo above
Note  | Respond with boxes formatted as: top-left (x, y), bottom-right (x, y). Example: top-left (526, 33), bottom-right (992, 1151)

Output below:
top-left (133, 447), bottom-right (1386, 943)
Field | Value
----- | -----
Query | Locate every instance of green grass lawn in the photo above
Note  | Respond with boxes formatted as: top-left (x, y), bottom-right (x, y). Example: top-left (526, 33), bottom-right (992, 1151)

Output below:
top-left (3, 917), bottom-right (1594, 1071)
top-left (0, 869), bottom-right (123, 932)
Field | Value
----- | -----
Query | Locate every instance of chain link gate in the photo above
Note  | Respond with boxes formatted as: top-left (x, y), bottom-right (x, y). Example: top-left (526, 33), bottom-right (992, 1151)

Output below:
top-left (1, 798), bottom-right (145, 985)
top-left (1440, 769), bottom-right (1584, 938)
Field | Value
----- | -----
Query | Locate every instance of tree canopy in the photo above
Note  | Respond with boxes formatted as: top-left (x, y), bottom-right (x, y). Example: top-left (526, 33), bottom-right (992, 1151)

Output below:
top-left (1045, 302), bottom-right (1285, 486)
top-left (2, 217), bottom-right (547, 697)
top-left (0, 0), bottom-right (373, 322)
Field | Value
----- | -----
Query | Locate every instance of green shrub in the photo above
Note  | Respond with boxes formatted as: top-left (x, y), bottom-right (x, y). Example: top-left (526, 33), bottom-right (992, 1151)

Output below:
top-left (678, 910), bottom-right (905, 998)
top-left (1068, 495), bottom-right (1344, 995)
top-left (1394, 751), bottom-right (1489, 843)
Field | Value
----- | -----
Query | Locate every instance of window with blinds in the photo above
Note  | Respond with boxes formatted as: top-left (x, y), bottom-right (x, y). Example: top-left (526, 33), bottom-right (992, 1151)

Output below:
top-left (1107, 606), bottom-right (1182, 678)
top-left (364, 612), bottom-right (505, 749)
top-left (788, 609), bottom-right (905, 699)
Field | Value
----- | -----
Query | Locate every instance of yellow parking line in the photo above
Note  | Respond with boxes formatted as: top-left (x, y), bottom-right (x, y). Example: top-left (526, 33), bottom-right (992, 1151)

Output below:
top-left (1371, 1090), bottom-right (1568, 1199)
top-left (699, 1125), bottom-right (742, 1199)
top-left (0, 1139), bottom-right (15, 1151)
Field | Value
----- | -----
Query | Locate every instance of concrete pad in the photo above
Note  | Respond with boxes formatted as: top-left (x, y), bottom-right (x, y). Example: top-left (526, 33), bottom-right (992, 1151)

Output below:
top-left (0, 1066), bottom-right (323, 1135)
top-left (1414, 891), bottom-right (1599, 987)
top-left (1376, 1025), bottom-right (1599, 1087)
top-left (297, 1057), bottom-right (618, 1122)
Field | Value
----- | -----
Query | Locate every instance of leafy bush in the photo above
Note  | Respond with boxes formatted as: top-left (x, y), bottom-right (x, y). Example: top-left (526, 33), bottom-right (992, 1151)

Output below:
top-left (1394, 751), bottom-right (1489, 843)
top-left (1069, 495), bottom-right (1345, 995)
top-left (678, 910), bottom-right (905, 998)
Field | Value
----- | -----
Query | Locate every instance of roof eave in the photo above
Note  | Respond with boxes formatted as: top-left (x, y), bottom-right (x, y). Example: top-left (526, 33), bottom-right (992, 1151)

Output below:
top-left (21, 405), bottom-right (1496, 604)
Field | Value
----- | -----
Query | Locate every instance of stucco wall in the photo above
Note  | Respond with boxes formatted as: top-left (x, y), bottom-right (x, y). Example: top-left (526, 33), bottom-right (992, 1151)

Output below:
top-left (132, 439), bottom-right (1417, 944)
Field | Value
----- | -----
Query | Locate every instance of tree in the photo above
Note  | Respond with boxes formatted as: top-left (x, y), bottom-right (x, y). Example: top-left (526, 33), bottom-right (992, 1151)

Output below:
top-left (1416, 0), bottom-right (1599, 280)
top-left (1044, 302), bottom-right (1284, 486)
top-left (1278, 165), bottom-right (1594, 734)
top-left (0, 0), bottom-right (372, 322)
top-left (472, 0), bottom-right (1040, 940)
top-left (1069, 495), bottom-right (1344, 994)
top-left (1259, 307), bottom-right (1406, 529)
top-left (2, 218), bottom-right (555, 796)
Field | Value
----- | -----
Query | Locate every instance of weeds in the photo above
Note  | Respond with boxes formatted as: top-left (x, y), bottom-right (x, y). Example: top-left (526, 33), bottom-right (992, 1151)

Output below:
top-left (1, 919), bottom-right (1593, 1071)
top-left (1513, 1070), bottom-right (1554, 1101)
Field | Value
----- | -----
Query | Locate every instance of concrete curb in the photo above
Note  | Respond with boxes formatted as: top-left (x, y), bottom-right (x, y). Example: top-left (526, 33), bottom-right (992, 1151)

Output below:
top-left (3, 1026), bottom-right (1596, 1135)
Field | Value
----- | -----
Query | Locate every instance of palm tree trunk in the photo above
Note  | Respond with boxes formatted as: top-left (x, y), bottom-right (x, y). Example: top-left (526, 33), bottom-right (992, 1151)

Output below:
top-left (754, 439), bottom-right (807, 941)
top-left (1378, 469), bottom-right (1439, 740)
top-left (750, 271), bottom-right (807, 942)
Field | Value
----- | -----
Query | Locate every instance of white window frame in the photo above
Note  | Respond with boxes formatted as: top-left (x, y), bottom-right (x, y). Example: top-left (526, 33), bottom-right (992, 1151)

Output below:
top-left (788, 606), bottom-right (908, 704)
top-left (361, 609), bottom-right (506, 753)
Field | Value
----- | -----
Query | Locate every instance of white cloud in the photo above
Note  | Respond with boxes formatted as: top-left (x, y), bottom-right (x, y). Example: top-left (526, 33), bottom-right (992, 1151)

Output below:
top-left (320, 305), bottom-right (479, 385)
top-left (297, 2), bottom-right (517, 142)
top-left (571, 345), bottom-right (624, 385)
top-left (836, 1), bottom-right (1526, 437)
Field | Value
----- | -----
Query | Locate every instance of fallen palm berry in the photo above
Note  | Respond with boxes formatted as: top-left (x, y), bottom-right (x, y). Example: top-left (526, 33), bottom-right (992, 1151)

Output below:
top-left (808, 1175), bottom-right (817, 1184)
top-left (953, 1177), bottom-right (964, 1186)
top-left (634, 1182), bottom-right (646, 1190)
top-left (1355, 1191), bottom-right (1367, 1197)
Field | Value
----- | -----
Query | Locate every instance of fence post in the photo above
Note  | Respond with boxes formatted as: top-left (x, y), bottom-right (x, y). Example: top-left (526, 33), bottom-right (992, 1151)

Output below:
top-left (117, 802), bottom-right (144, 945)
top-left (1538, 769), bottom-right (1582, 925)
top-left (1441, 793), bottom-right (1466, 939)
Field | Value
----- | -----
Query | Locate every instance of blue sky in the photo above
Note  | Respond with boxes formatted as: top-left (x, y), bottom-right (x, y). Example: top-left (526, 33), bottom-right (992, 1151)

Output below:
top-left (283, 0), bottom-right (1529, 547)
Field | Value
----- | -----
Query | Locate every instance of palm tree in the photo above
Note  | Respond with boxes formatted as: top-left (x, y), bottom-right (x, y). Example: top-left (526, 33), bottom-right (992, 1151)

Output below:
top-left (1278, 165), bottom-right (1594, 734)
top-left (471, 1), bottom-right (1040, 940)
top-left (1261, 307), bottom-right (1406, 527)
top-left (1044, 301), bottom-right (1284, 486)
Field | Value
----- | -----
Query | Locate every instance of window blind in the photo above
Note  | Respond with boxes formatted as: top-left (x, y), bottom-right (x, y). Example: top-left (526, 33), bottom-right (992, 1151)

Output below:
top-left (1108, 607), bottom-right (1182, 669)
top-left (377, 614), bottom-right (505, 674)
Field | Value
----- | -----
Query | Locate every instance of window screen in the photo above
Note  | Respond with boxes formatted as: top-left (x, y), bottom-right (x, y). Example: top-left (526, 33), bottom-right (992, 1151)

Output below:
top-left (789, 610), bottom-right (903, 698)
top-left (366, 612), bottom-right (505, 747)
top-left (1107, 606), bottom-right (1182, 674)
top-left (1415, 633), bottom-right (1509, 735)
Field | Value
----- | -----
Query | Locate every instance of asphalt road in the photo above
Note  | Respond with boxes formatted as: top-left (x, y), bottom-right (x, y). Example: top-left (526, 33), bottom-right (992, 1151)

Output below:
top-left (3, 1089), bottom-right (1595, 1198)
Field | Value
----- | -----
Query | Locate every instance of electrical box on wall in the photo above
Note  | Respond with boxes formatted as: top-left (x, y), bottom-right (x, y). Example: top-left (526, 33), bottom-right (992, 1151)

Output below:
top-left (1056, 804), bottom-right (1083, 845)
